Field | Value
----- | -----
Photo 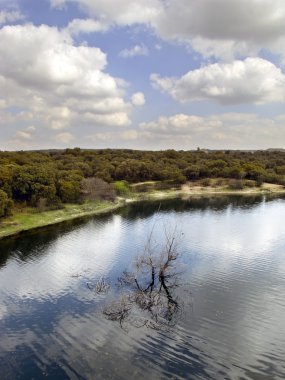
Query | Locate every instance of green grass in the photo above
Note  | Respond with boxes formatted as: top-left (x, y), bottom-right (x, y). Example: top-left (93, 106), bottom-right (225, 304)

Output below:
top-left (0, 189), bottom-right (186, 240)
top-left (0, 200), bottom-right (122, 239)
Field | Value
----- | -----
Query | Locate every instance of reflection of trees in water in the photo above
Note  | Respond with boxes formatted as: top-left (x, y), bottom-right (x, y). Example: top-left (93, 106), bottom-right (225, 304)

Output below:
top-left (0, 227), bottom-right (67, 267)
top-left (0, 213), bottom-right (114, 267)
top-left (100, 227), bottom-right (187, 330)
top-left (119, 194), bottom-right (284, 221)
top-left (1, 194), bottom-right (284, 268)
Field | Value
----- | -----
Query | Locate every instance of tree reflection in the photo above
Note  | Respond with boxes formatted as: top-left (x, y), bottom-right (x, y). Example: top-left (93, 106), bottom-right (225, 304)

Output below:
top-left (101, 227), bottom-right (185, 330)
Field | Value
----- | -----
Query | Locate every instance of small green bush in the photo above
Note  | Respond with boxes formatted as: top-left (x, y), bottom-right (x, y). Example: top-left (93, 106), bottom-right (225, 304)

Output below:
top-left (0, 189), bottom-right (13, 218)
top-left (113, 181), bottom-right (130, 196)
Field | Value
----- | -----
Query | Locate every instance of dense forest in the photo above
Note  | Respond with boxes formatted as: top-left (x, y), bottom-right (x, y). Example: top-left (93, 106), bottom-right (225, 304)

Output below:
top-left (1, 148), bottom-right (285, 218)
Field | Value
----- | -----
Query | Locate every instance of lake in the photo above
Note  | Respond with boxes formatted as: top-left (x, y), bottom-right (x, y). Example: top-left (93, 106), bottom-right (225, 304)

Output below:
top-left (1, 195), bottom-right (285, 380)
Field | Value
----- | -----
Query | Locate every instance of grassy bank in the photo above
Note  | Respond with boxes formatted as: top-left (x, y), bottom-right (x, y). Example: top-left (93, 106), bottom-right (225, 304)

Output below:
top-left (1, 180), bottom-right (285, 241)
top-left (0, 200), bottom-right (123, 240)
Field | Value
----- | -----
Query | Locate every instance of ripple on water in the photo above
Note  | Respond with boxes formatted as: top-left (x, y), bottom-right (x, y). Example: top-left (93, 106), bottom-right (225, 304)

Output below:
top-left (1, 197), bottom-right (285, 379)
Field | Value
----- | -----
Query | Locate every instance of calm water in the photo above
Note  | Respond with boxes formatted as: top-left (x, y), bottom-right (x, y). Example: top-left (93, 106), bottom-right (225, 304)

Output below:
top-left (1, 195), bottom-right (285, 380)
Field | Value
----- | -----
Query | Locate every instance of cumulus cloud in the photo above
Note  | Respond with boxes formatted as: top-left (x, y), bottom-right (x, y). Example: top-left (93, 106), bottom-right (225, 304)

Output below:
top-left (140, 114), bottom-right (224, 135)
top-left (15, 125), bottom-right (36, 140)
top-left (139, 113), bottom-right (285, 149)
top-left (52, 0), bottom-right (162, 26)
top-left (119, 44), bottom-right (149, 58)
top-left (121, 129), bottom-right (139, 140)
top-left (50, 0), bottom-right (66, 9)
top-left (0, 23), bottom-right (143, 147)
top-left (15, 131), bottom-right (32, 140)
top-left (66, 18), bottom-right (108, 35)
top-left (2, 1), bottom-right (285, 150)
top-left (75, 112), bottom-right (285, 150)
top-left (52, 0), bottom-right (285, 61)
top-left (151, 58), bottom-right (285, 105)
top-left (153, 0), bottom-right (285, 60)
top-left (55, 132), bottom-right (74, 144)
top-left (131, 92), bottom-right (145, 106)
top-left (168, 0), bottom-right (285, 61)
top-left (0, 10), bottom-right (24, 25)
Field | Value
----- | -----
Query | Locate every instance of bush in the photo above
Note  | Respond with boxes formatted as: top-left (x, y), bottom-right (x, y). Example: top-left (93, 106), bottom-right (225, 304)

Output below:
top-left (58, 180), bottom-right (81, 203)
top-left (113, 181), bottom-right (130, 196)
top-left (81, 178), bottom-right (116, 201)
top-left (184, 166), bottom-right (200, 180)
top-left (0, 190), bottom-right (13, 218)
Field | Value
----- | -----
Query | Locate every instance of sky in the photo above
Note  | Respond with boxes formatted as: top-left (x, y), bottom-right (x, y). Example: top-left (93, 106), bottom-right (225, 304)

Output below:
top-left (1, 0), bottom-right (285, 151)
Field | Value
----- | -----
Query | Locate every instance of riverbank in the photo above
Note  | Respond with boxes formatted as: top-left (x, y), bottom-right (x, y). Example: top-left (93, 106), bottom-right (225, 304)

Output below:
top-left (0, 200), bottom-right (124, 240)
top-left (181, 181), bottom-right (285, 196)
top-left (130, 180), bottom-right (285, 199)
top-left (1, 181), bottom-right (285, 241)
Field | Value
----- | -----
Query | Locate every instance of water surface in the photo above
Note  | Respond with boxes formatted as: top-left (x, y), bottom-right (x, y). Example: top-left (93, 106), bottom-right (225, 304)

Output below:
top-left (1, 195), bottom-right (285, 379)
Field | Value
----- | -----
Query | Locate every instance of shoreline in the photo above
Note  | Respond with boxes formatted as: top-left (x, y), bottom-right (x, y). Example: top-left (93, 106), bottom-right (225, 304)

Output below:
top-left (1, 183), bottom-right (285, 241)
top-left (0, 201), bottom-right (124, 241)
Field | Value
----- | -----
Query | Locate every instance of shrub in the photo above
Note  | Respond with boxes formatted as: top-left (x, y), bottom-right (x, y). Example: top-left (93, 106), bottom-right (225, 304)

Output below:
top-left (58, 180), bottom-right (81, 203)
top-left (113, 181), bottom-right (130, 196)
top-left (81, 178), bottom-right (116, 201)
top-left (0, 190), bottom-right (13, 218)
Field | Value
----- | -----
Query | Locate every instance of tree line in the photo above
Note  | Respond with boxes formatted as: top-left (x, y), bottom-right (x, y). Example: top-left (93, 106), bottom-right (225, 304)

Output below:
top-left (1, 148), bottom-right (285, 217)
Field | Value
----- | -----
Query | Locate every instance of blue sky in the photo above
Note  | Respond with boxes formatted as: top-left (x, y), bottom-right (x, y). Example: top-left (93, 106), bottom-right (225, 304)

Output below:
top-left (1, 0), bottom-right (285, 150)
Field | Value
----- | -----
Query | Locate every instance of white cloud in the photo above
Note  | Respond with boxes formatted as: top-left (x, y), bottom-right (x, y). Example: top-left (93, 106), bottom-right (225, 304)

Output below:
top-left (0, 98), bottom-right (7, 109)
top-left (151, 58), bottom-right (285, 105)
top-left (140, 113), bottom-right (224, 134)
top-left (50, 0), bottom-right (66, 9)
top-left (48, 107), bottom-right (74, 130)
top-left (139, 112), bottom-right (285, 149)
top-left (55, 132), bottom-right (74, 144)
top-left (66, 18), bottom-right (108, 35)
top-left (53, 0), bottom-right (285, 61)
top-left (121, 129), bottom-right (139, 140)
top-left (0, 10), bottom-right (24, 25)
top-left (14, 125), bottom-right (36, 141)
top-left (82, 112), bottom-right (131, 126)
top-left (56, 0), bottom-right (162, 26)
top-left (87, 132), bottom-right (113, 142)
top-left (0, 110), bottom-right (13, 125)
top-left (119, 44), bottom-right (149, 58)
top-left (15, 131), bottom-right (32, 140)
top-left (83, 112), bottom-right (285, 150)
top-left (131, 92), bottom-right (145, 106)
top-left (0, 23), bottom-right (143, 145)
top-left (154, 0), bottom-right (285, 61)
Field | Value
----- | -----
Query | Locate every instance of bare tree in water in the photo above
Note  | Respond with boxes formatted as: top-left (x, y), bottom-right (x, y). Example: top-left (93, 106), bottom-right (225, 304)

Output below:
top-left (100, 226), bottom-right (185, 330)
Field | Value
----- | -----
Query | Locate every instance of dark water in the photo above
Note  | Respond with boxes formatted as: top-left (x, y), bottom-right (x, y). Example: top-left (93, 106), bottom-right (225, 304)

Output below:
top-left (1, 195), bottom-right (285, 379)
